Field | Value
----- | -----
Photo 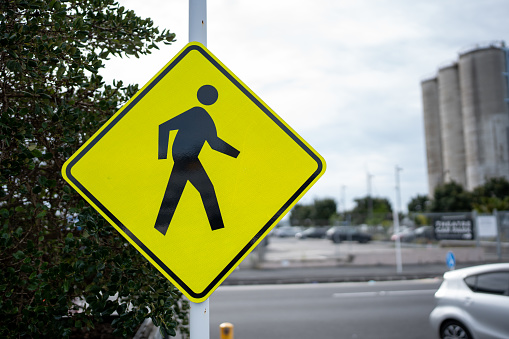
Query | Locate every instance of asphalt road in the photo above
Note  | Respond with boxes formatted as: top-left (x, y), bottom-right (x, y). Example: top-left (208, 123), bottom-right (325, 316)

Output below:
top-left (209, 279), bottom-right (442, 339)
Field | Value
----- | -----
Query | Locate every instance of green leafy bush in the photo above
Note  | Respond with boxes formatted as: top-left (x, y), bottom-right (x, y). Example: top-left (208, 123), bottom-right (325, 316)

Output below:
top-left (0, 0), bottom-right (188, 337)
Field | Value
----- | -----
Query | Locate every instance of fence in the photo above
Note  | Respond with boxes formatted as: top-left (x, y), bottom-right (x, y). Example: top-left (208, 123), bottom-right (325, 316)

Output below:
top-left (286, 210), bottom-right (509, 260)
top-left (410, 210), bottom-right (509, 260)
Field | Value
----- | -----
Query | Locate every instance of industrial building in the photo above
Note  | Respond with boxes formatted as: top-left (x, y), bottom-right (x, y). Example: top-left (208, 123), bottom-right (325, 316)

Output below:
top-left (421, 41), bottom-right (509, 196)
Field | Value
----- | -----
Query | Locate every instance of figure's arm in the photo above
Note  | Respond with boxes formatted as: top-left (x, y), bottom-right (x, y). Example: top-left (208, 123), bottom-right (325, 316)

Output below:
top-left (158, 116), bottom-right (181, 159)
top-left (208, 137), bottom-right (240, 158)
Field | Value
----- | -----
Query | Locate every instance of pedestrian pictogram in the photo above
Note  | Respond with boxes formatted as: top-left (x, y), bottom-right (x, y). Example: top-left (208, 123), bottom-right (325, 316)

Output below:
top-left (62, 42), bottom-right (326, 302)
top-left (155, 84), bottom-right (240, 235)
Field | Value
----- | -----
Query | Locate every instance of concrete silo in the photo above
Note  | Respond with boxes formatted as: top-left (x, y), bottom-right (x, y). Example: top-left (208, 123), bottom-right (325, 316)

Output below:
top-left (438, 63), bottom-right (467, 187)
top-left (421, 77), bottom-right (444, 197)
top-left (459, 45), bottom-right (509, 190)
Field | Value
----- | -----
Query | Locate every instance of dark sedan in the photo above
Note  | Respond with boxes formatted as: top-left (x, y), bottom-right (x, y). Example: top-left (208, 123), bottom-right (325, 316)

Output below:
top-left (326, 226), bottom-right (372, 244)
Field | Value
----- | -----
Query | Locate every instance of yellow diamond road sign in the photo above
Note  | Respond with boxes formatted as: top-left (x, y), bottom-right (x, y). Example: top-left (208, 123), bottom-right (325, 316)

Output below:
top-left (62, 42), bottom-right (326, 302)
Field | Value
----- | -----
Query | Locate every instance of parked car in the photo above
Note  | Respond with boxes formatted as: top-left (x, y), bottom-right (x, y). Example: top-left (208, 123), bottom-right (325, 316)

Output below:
top-left (429, 263), bottom-right (509, 339)
top-left (391, 226), bottom-right (435, 242)
top-left (326, 226), bottom-right (372, 244)
top-left (390, 227), bottom-right (416, 242)
top-left (273, 226), bottom-right (303, 238)
top-left (413, 225), bottom-right (434, 241)
top-left (295, 227), bottom-right (329, 239)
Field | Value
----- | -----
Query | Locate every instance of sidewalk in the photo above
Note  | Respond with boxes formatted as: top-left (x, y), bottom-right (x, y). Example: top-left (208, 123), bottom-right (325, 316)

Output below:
top-left (224, 263), bottom-right (475, 285)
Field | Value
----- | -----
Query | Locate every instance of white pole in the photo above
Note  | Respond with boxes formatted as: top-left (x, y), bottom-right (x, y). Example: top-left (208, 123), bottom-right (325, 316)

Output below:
top-left (395, 166), bottom-right (402, 213)
top-left (393, 166), bottom-right (403, 274)
top-left (341, 185), bottom-right (346, 214)
top-left (190, 298), bottom-right (209, 339)
top-left (189, 1), bottom-right (209, 337)
top-left (393, 207), bottom-right (403, 274)
top-left (189, 0), bottom-right (207, 46)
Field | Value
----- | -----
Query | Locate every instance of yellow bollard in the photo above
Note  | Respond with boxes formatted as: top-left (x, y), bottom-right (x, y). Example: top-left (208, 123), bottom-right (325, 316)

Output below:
top-left (219, 322), bottom-right (234, 339)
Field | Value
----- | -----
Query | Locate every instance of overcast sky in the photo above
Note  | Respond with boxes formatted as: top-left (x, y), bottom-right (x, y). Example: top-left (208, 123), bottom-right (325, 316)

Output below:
top-left (101, 0), bottom-right (509, 213)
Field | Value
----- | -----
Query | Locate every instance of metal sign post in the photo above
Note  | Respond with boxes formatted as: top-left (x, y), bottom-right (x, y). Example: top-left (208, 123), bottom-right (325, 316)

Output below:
top-left (189, 1), bottom-right (209, 338)
top-left (190, 298), bottom-right (209, 338)
top-left (189, 0), bottom-right (207, 47)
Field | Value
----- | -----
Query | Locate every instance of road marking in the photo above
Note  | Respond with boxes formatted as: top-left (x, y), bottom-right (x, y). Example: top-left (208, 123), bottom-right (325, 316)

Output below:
top-left (332, 289), bottom-right (436, 298)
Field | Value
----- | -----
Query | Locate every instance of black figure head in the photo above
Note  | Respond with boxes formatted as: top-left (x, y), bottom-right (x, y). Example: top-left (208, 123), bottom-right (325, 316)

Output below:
top-left (197, 85), bottom-right (218, 105)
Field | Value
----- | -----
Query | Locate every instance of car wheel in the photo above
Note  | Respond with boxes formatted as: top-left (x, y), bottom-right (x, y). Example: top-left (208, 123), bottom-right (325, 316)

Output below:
top-left (332, 234), bottom-right (341, 244)
top-left (440, 320), bottom-right (472, 339)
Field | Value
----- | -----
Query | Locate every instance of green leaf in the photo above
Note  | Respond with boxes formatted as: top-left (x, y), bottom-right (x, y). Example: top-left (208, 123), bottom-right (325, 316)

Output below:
top-left (72, 17), bottom-right (83, 29)
top-left (8, 50), bottom-right (19, 58)
top-left (6, 60), bottom-right (22, 73)
top-left (63, 280), bottom-right (70, 293)
top-left (0, 208), bottom-right (9, 218)
top-left (14, 227), bottom-right (23, 237)
top-left (36, 210), bottom-right (47, 218)
top-left (84, 64), bottom-right (98, 73)
top-left (13, 250), bottom-right (25, 260)
top-left (56, 65), bottom-right (65, 79)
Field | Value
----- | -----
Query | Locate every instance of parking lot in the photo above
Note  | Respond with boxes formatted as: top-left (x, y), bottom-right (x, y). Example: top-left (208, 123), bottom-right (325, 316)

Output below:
top-left (241, 236), bottom-right (487, 269)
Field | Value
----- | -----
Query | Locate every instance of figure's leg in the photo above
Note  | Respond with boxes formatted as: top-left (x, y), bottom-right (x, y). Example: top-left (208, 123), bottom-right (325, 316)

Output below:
top-left (189, 164), bottom-right (225, 231)
top-left (154, 166), bottom-right (187, 235)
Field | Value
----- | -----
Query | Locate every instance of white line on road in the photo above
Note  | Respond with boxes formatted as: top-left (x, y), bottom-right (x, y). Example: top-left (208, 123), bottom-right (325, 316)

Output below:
top-left (332, 289), bottom-right (436, 298)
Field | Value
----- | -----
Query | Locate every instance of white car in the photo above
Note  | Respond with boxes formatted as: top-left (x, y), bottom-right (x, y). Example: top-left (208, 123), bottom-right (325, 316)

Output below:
top-left (429, 263), bottom-right (509, 339)
top-left (273, 226), bottom-right (302, 238)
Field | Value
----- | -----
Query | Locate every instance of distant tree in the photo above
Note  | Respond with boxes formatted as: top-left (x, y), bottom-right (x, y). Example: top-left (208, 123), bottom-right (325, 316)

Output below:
top-left (289, 198), bottom-right (337, 226)
top-left (430, 181), bottom-right (472, 212)
top-left (0, 1), bottom-right (187, 337)
top-left (472, 177), bottom-right (509, 212)
top-left (472, 196), bottom-right (509, 213)
top-left (350, 196), bottom-right (392, 225)
top-left (312, 198), bottom-right (337, 225)
top-left (289, 204), bottom-right (314, 226)
top-left (409, 177), bottom-right (509, 216)
top-left (407, 194), bottom-right (431, 213)
top-left (472, 177), bottom-right (509, 199)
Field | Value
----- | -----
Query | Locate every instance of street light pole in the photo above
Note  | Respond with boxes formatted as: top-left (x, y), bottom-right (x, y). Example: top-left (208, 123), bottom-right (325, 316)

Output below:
top-left (367, 173), bottom-right (373, 220)
top-left (393, 165), bottom-right (403, 274)
top-left (395, 166), bottom-right (402, 213)
top-left (341, 185), bottom-right (346, 214)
